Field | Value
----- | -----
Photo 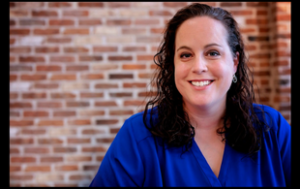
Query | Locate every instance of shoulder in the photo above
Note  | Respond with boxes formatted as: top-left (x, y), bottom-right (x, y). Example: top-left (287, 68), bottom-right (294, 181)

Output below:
top-left (118, 106), bottom-right (158, 142)
top-left (252, 103), bottom-right (290, 134)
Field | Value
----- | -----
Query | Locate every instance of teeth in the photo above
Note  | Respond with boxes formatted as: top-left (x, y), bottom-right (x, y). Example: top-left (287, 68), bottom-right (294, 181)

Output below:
top-left (191, 80), bottom-right (211, 87)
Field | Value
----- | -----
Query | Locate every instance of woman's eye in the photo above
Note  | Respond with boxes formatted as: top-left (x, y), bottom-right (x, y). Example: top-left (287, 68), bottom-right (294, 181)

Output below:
top-left (208, 51), bottom-right (220, 56)
top-left (180, 53), bottom-right (192, 59)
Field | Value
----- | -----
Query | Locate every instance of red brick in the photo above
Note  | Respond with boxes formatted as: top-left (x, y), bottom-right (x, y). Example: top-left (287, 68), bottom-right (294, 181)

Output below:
top-left (37, 101), bottom-right (62, 108)
top-left (10, 111), bottom-right (20, 117)
top-left (22, 92), bottom-right (47, 99)
top-left (35, 46), bottom-right (59, 53)
top-left (63, 10), bottom-right (89, 17)
top-left (19, 19), bottom-right (46, 26)
top-left (124, 100), bottom-right (146, 106)
top-left (138, 91), bottom-right (157, 97)
top-left (93, 46), bottom-right (118, 52)
top-left (230, 10), bottom-right (254, 16)
top-left (109, 74), bottom-right (133, 79)
top-left (109, 92), bottom-right (132, 97)
top-left (96, 156), bottom-right (104, 161)
top-left (49, 19), bottom-right (75, 26)
top-left (82, 146), bottom-right (106, 152)
top-left (50, 56), bottom-right (75, 62)
top-left (82, 129), bottom-right (105, 135)
top-left (10, 46), bottom-right (31, 53)
top-left (51, 92), bottom-right (76, 99)
top-left (96, 119), bottom-right (119, 125)
top-left (10, 120), bottom-right (34, 126)
top-left (19, 56), bottom-right (45, 62)
top-left (24, 111), bottom-right (49, 117)
top-left (10, 38), bottom-right (15, 45)
top-left (150, 28), bottom-right (165, 34)
top-left (21, 129), bottom-right (47, 135)
top-left (24, 147), bottom-right (50, 154)
top-left (246, 18), bottom-right (268, 25)
top-left (10, 165), bottom-right (21, 172)
top-left (10, 74), bottom-right (17, 81)
top-left (79, 110), bottom-right (105, 116)
top-left (64, 47), bottom-right (89, 53)
top-left (34, 83), bottom-right (59, 89)
top-left (95, 101), bottom-right (117, 107)
top-left (32, 10), bottom-right (58, 17)
top-left (69, 174), bottom-right (92, 180)
top-left (66, 65), bottom-right (89, 71)
top-left (122, 28), bottom-right (147, 34)
top-left (34, 28), bottom-right (60, 35)
top-left (66, 101), bottom-right (90, 107)
top-left (10, 2), bottom-right (15, 7)
top-left (10, 19), bottom-right (16, 26)
top-left (79, 19), bottom-right (102, 25)
top-left (10, 92), bottom-right (18, 99)
top-left (276, 51), bottom-right (291, 58)
top-left (36, 65), bottom-right (61, 71)
top-left (10, 29), bottom-right (30, 35)
top-left (138, 73), bottom-right (153, 79)
top-left (110, 128), bottom-right (120, 134)
top-left (240, 28), bottom-right (256, 33)
top-left (122, 64), bottom-right (146, 70)
top-left (10, 174), bottom-right (33, 181)
top-left (66, 155), bottom-right (92, 162)
top-left (80, 92), bottom-right (104, 98)
top-left (48, 2), bottom-right (72, 7)
top-left (50, 74), bottom-right (76, 80)
top-left (79, 55), bottom-right (103, 61)
top-left (108, 56), bottom-right (132, 61)
top-left (245, 45), bottom-right (257, 51)
top-left (67, 138), bottom-right (91, 144)
top-left (107, 2), bottom-right (130, 7)
top-left (68, 119), bottom-right (91, 125)
top-left (274, 95), bottom-right (290, 102)
top-left (40, 156), bottom-right (63, 163)
top-left (63, 28), bottom-right (89, 35)
top-left (163, 2), bottom-right (188, 7)
top-left (10, 56), bottom-right (16, 63)
top-left (253, 71), bottom-right (270, 76)
top-left (137, 55), bottom-right (153, 61)
top-left (94, 83), bottom-right (118, 89)
top-left (122, 46), bottom-right (146, 52)
top-left (10, 102), bottom-right (32, 108)
top-left (123, 82), bottom-right (147, 88)
top-left (274, 60), bottom-right (289, 66)
top-left (279, 68), bottom-right (291, 75)
top-left (246, 2), bottom-right (268, 7)
top-left (81, 74), bottom-right (104, 80)
top-left (78, 2), bottom-right (104, 7)
top-left (10, 10), bottom-right (29, 17)
top-left (53, 147), bottom-right (77, 153)
top-left (15, 2), bottom-right (44, 8)
top-left (149, 10), bottom-right (172, 16)
top-left (10, 148), bottom-right (20, 154)
top-left (38, 120), bottom-right (64, 126)
top-left (109, 110), bottom-right (134, 116)
top-left (134, 19), bottom-right (160, 25)
top-left (38, 138), bottom-right (63, 145)
top-left (259, 62), bottom-right (270, 67)
top-left (55, 165), bottom-right (78, 171)
top-left (220, 2), bottom-right (242, 6)
top-left (83, 165), bottom-right (100, 171)
top-left (257, 10), bottom-right (268, 16)
top-left (47, 37), bottom-right (72, 43)
top-left (96, 137), bottom-right (114, 143)
top-left (10, 157), bottom-right (36, 163)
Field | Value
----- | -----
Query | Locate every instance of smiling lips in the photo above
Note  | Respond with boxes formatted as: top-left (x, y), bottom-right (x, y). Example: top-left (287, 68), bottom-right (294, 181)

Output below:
top-left (189, 80), bottom-right (213, 87)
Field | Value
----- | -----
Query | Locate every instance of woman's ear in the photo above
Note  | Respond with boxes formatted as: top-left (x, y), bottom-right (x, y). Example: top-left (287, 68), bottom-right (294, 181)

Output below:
top-left (233, 52), bottom-right (239, 73)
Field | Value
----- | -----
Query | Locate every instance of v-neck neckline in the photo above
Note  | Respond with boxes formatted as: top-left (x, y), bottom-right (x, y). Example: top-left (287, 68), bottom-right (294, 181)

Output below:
top-left (191, 138), bottom-right (229, 186)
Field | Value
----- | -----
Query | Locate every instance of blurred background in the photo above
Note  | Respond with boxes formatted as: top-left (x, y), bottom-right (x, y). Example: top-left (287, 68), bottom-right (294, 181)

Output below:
top-left (10, 2), bottom-right (291, 187)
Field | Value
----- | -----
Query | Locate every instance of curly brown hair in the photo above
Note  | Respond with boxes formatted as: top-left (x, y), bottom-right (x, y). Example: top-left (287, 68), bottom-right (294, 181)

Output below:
top-left (143, 3), bottom-right (268, 155)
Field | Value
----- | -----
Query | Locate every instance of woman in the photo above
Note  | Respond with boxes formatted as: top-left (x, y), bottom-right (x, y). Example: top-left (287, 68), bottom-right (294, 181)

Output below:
top-left (90, 3), bottom-right (291, 187)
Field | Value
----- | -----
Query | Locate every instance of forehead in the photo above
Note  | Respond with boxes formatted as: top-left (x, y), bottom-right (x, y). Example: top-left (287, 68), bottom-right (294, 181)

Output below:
top-left (175, 16), bottom-right (228, 47)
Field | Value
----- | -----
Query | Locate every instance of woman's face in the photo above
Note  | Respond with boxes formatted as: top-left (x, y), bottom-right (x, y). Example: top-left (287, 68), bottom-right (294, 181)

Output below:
top-left (174, 16), bottom-right (238, 111)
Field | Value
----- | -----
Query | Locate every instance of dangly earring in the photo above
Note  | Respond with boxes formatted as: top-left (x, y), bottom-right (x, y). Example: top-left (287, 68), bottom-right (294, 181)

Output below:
top-left (232, 74), bottom-right (237, 83)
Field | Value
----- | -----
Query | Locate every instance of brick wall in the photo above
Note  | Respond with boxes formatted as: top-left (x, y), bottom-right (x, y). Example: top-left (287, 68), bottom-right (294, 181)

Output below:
top-left (10, 2), bottom-right (291, 186)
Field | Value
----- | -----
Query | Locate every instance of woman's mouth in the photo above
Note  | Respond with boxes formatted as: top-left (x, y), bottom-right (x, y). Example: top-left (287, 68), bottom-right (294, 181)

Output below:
top-left (189, 80), bottom-right (213, 87)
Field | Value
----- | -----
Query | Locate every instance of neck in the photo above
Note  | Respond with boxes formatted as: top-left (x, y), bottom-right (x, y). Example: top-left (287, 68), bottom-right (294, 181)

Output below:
top-left (183, 101), bottom-right (226, 132)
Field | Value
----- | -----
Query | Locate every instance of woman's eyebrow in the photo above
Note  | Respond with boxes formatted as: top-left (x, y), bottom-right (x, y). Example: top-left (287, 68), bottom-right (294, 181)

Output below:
top-left (176, 43), bottom-right (222, 52)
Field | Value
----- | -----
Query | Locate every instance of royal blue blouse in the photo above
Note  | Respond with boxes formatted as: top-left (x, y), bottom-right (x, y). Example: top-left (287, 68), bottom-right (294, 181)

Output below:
top-left (90, 104), bottom-right (291, 187)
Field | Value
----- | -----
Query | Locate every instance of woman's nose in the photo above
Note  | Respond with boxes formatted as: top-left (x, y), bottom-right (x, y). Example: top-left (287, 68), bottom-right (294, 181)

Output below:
top-left (192, 56), bottom-right (208, 74)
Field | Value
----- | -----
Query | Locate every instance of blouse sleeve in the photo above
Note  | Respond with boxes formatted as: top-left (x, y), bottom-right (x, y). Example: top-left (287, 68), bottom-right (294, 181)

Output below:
top-left (89, 119), bottom-right (145, 187)
top-left (276, 111), bottom-right (291, 187)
